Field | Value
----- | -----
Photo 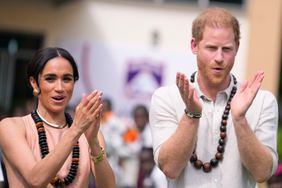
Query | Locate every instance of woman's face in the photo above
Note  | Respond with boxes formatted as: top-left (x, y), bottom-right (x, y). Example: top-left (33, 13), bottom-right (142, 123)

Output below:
top-left (36, 57), bottom-right (75, 114)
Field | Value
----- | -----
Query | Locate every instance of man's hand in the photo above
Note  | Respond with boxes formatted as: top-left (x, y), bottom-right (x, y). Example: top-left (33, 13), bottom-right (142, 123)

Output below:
top-left (176, 72), bottom-right (202, 113)
top-left (231, 71), bottom-right (264, 120)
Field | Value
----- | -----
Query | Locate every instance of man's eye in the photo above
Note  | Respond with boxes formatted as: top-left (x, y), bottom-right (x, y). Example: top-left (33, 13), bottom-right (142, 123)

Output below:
top-left (207, 46), bottom-right (217, 50)
top-left (223, 48), bottom-right (232, 52)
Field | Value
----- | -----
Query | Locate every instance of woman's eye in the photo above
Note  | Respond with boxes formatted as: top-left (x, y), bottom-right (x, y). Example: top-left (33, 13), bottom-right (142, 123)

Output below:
top-left (63, 76), bottom-right (74, 82)
top-left (45, 77), bottom-right (55, 81)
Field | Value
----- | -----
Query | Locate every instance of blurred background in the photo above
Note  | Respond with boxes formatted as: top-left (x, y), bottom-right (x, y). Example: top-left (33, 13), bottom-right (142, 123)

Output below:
top-left (0, 0), bottom-right (281, 188)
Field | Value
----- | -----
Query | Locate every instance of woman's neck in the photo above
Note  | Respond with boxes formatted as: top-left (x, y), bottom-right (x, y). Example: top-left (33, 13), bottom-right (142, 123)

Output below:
top-left (36, 105), bottom-right (66, 127)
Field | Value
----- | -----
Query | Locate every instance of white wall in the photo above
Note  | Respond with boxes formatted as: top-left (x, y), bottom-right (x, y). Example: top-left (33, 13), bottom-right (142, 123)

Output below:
top-left (0, 1), bottom-right (248, 116)
top-left (53, 1), bottom-right (248, 115)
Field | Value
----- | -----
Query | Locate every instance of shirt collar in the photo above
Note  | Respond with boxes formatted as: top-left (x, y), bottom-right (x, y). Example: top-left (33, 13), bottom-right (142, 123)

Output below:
top-left (191, 72), bottom-right (236, 102)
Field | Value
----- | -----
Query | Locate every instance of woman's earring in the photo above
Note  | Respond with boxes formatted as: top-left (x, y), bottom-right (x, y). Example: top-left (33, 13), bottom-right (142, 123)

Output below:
top-left (33, 88), bottom-right (40, 97)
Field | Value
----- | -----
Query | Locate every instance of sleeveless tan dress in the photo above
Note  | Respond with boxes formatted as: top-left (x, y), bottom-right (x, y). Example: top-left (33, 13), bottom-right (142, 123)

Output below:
top-left (4, 114), bottom-right (91, 188)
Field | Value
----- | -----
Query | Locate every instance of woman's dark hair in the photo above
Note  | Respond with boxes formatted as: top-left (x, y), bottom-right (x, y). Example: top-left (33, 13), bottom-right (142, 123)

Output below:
top-left (27, 47), bottom-right (79, 86)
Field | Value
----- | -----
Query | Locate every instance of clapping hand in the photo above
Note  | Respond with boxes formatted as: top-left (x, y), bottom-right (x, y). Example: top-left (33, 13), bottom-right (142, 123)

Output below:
top-left (231, 71), bottom-right (264, 120)
top-left (73, 90), bottom-right (103, 142)
top-left (176, 72), bottom-right (202, 114)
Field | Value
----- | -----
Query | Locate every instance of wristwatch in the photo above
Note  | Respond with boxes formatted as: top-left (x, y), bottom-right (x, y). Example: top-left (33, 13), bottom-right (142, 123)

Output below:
top-left (184, 108), bottom-right (202, 119)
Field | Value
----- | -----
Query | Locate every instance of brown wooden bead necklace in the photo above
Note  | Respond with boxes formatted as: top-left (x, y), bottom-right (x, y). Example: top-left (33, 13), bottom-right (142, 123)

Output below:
top-left (31, 111), bottom-right (80, 187)
top-left (189, 72), bottom-right (237, 173)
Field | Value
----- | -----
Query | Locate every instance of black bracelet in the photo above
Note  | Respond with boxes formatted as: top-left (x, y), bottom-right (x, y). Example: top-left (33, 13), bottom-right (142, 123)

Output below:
top-left (184, 108), bottom-right (202, 119)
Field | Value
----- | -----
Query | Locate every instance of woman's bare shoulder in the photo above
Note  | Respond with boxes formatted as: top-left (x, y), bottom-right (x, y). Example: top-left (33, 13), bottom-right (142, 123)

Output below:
top-left (0, 116), bottom-right (28, 149)
top-left (1, 116), bottom-right (23, 124)
top-left (0, 116), bottom-right (27, 131)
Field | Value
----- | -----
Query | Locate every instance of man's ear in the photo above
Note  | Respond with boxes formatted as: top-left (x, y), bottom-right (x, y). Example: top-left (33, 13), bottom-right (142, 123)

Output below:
top-left (191, 38), bottom-right (198, 54)
top-left (235, 41), bottom-right (240, 55)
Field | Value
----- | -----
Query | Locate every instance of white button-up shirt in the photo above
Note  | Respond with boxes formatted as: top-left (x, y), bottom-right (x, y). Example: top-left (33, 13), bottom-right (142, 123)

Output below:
top-left (149, 75), bottom-right (278, 188)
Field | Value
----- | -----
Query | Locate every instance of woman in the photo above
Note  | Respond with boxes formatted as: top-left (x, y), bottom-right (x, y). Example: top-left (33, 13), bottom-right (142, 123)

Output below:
top-left (0, 47), bottom-right (116, 187)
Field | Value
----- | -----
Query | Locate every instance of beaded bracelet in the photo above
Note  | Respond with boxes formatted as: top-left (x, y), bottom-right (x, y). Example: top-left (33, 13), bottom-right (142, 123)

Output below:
top-left (90, 147), bottom-right (105, 164)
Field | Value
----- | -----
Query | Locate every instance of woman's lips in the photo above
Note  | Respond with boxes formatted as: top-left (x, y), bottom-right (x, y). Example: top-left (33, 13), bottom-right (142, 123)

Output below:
top-left (52, 96), bottom-right (65, 103)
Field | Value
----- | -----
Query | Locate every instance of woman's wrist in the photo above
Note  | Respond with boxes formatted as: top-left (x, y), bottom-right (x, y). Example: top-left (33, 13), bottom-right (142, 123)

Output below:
top-left (89, 136), bottom-right (103, 154)
top-left (67, 125), bottom-right (83, 141)
top-left (90, 146), bottom-right (105, 164)
top-left (69, 122), bottom-right (85, 137)
top-left (89, 136), bottom-right (100, 147)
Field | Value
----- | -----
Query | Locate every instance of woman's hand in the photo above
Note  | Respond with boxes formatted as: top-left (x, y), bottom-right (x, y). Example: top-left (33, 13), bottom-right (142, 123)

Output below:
top-left (72, 90), bottom-right (103, 140)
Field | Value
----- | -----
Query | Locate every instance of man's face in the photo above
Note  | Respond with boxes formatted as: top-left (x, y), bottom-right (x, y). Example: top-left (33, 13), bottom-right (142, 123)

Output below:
top-left (191, 26), bottom-right (239, 88)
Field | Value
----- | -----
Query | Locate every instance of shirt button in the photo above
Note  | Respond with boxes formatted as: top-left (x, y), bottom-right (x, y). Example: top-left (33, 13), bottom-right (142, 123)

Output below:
top-left (214, 178), bottom-right (218, 183)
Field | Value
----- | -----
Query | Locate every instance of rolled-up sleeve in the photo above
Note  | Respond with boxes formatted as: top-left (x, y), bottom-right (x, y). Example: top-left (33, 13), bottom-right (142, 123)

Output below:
top-left (149, 86), bottom-right (183, 166)
top-left (251, 90), bottom-right (279, 175)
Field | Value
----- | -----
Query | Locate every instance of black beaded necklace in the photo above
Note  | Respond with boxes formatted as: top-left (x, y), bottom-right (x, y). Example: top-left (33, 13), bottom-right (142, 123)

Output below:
top-left (189, 72), bottom-right (237, 173)
top-left (31, 110), bottom-right (80, 187)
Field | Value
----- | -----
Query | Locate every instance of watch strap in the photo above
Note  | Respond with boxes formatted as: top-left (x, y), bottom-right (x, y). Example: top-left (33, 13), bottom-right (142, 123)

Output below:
top-left (184, 108), bottom-right (202, 119)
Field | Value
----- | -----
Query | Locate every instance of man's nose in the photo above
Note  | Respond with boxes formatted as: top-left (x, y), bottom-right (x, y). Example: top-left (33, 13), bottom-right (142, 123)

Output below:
top-left (214, 49), bottom-right (224, 63)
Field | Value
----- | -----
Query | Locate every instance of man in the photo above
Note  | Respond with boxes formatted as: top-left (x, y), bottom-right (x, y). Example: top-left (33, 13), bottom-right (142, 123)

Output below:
top-left (149, 7), bottom-right (278, 188)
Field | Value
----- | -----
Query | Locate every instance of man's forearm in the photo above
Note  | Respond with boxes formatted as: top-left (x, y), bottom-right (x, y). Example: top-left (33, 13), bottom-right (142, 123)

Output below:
top-left (233, 117), bottom-right (273, 182)
top-left (158, 114), bottom-right (199, 179)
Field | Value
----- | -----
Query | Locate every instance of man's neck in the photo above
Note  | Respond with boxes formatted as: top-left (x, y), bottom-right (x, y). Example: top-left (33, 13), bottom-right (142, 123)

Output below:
top-left (196, 75), bottom-right (232, 101)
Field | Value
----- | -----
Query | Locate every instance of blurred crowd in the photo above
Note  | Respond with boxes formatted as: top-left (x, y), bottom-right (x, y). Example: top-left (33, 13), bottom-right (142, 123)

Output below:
top-left (96, 98), bottom-right (167, 188)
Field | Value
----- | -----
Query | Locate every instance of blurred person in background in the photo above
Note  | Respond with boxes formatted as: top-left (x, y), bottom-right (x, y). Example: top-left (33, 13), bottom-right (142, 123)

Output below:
top-left (126, 104), bottom-right (167, 188)
top-left (149, 7), bottom-right (278, 188)
top-left (117, 105), bottom-right (143, 188)
top-left (120, 104), bottom-right (151, 188)
top-left (132, 105), bottom-right (152, 148)
top-left (137, 147), bottom-right (168, 188)
top-left (100, 97), bottom-right (127, 187)
top-left (0, 47), bottom-right (115, 187)
top-left (137, 147), bottom-right (156, 188)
